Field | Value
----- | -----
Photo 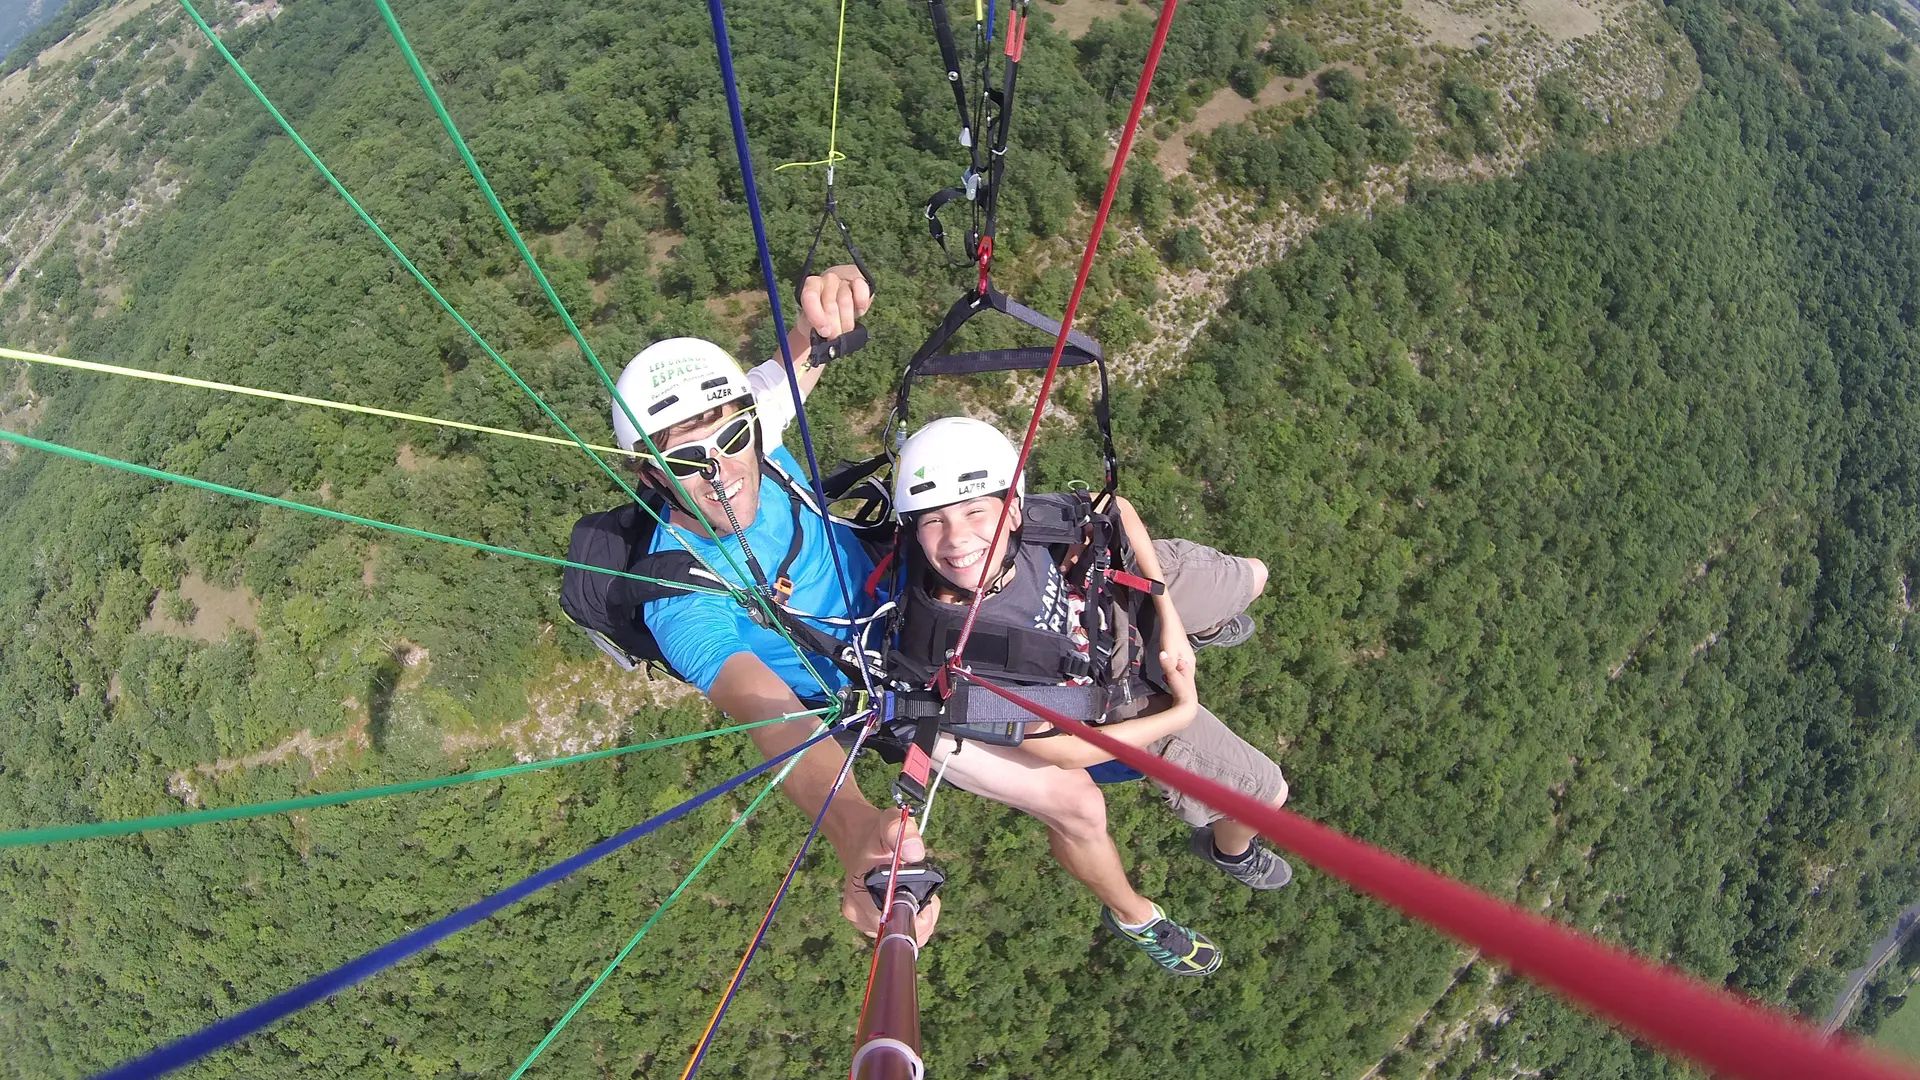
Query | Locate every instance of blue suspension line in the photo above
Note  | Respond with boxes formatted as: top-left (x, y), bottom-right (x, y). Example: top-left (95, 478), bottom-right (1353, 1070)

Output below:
top-left (92, 721), bottom-right (856, 1080)
top-left (704, 0), bottom-right (876, 698)
top-left (681, 716), bottom-right (884, 1077)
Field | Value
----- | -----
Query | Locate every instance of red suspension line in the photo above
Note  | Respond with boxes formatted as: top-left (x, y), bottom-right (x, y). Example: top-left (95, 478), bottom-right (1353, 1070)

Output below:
top-left (952, 670), bottom-right (1920, 1080)
top-left (947, 0), bottom-right (1181, 672)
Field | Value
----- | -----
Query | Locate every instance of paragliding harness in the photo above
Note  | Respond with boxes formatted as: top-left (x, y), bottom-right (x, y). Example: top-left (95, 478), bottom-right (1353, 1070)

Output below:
top-left (561, 105), bottom-right (892, 705)
top-left (560, 455), bottom-right (879, 688)
top-left (874, 256), bottom-right (1164, 804)
top-left (861, 0), bottom-right (1170, 805)
top-left (885, 484), bottom-right (1168, 709)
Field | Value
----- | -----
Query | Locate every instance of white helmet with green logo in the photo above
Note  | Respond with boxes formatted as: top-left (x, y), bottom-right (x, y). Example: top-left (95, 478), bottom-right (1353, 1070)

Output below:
top-left (611, 338), bottom-right (752, 451)
top-left (893, 416), bottom-right (1024, 519)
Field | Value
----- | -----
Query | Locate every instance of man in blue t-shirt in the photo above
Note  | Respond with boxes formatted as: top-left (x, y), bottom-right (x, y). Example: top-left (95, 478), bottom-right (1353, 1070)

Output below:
top-left (607, 266), bottom-right (933, 940)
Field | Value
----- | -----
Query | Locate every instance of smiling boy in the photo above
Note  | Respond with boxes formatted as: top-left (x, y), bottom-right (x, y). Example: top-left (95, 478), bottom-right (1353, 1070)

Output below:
top-left (888, 417), bottom-right (1295, 975)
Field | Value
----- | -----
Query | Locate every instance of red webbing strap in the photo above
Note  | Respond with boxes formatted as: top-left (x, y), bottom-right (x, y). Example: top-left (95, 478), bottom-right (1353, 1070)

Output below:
top-left (954, 671), bottom-right (1920, 1080)
top-left (947, 0), bottom-right (1181, 675)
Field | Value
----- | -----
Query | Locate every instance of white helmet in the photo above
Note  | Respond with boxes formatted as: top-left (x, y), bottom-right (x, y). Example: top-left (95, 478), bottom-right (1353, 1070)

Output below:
top-left (611, 338), bottom-right (752, 451)
top-left (893, 417), bottom-right (1024, 518)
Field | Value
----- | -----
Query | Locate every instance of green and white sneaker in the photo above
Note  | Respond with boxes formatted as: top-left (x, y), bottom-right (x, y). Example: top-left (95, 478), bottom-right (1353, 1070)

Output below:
top-left (1100, 903), bottom-right (1223, 976)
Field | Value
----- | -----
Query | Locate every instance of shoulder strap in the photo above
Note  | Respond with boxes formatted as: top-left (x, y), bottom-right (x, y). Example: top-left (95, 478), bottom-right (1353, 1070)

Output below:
top-left (1018, 491), bottom-right (1094, 546)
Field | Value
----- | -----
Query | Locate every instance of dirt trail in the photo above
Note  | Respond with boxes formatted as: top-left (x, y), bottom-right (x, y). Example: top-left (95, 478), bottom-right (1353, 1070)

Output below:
top-left (1041, 0), bottom-right (1139, 39)
top-left (0, 0), bottom-right (163, 107)
top-left (0, 192), bottom-right (81, 293)
top-left (1606, 502), bottom-right (1787, 681)
top-left (168, 717), bottom-right (372, 808)
top-left (163, 641), bottom-right (698, 808)
top-left (1357, 951), bottom-right (1491, 1080)
top-left (440, 656), bottom-right (695, 762)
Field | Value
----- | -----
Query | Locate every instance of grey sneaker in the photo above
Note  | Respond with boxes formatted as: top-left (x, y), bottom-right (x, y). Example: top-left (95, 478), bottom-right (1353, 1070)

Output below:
top-left (1100, 903), bottom-right (1223, 976)
top-left (1190, 825), bottom-right (1293, 890)
top-left (1190, 613), bottom-right (1256, 650)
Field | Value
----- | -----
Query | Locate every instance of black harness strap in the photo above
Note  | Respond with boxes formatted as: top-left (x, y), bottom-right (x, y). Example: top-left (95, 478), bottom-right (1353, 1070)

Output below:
top-left (974, 0), bottom-right (1028, 279)
top-left (925, 0), bottom-right (976, 150)
top-left (892, 287), bottom-right (1117, 497)
top-left (924, 183), bottom-right (977, 266)
top-left (789, 192), bottom-right (874, 368)
top-left (900, 287), bottom-right (1102, 376)
top-left (889, 681), bottom-right (1102, 742)
top-left (919, 0), bottom-right (1034, 284)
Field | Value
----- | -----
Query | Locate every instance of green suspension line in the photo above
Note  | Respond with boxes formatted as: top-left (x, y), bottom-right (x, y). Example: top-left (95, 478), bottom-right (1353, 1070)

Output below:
top-left (504, 723), bottom-right (826, 1080)
top-left (371, 0), bottom-right (841, 703)
top-left (177, 0), bottom-right (830, 695)
top-left (0, 429), bottom-right (727, 599)
top-left (172, 0), bottom-right (646, 516)
top-left (0, 711), bottom-right (828, 848)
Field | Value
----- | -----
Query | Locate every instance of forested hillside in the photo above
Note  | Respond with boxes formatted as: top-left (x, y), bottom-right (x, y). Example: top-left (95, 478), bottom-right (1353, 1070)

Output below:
top-left (3, 0), bottom-right (1920, 1077)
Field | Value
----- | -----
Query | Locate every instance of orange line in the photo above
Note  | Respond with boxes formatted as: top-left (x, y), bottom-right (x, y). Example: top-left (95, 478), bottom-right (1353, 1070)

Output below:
top-left (680, 888), bottom-right (786, 1079)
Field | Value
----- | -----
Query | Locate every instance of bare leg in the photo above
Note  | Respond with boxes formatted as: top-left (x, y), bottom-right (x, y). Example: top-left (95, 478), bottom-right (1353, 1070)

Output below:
top-left (933, 737), bottom-right (1159, 925)
top-left (1207, 773), bottom-right (1288, 856)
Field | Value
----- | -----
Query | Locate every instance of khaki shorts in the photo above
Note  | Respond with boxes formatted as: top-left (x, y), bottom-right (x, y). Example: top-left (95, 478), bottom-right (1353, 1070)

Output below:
top-left (1138, 539), bottom-right (1282, 824)
top-left (1145, 704), bottom-right (1288, 826)
top-left (1153, 538), bottom-right (1259, 634)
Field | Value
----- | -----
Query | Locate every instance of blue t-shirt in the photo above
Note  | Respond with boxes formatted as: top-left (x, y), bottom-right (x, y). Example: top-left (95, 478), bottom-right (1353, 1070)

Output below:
top-left (644, 446), bottom-right (877, 700)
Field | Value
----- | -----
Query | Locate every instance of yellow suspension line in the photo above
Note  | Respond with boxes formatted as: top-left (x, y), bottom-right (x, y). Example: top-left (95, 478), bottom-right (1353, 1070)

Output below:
top-left (0, 345), bottom-right (641, 459)
top-left (774, 0), bottom-right (853, 176)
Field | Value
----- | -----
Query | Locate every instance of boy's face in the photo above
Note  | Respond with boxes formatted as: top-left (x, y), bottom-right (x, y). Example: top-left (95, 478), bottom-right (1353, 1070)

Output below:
top-left (644, 402), bottom-right (763, 533)
top-left (913, 494), bottom-right (1022, 592)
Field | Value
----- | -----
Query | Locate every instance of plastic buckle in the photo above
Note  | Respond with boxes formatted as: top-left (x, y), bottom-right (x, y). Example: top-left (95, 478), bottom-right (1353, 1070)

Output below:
top-left (864, 863), bottom-right (946, 912)
top-left (774, 575), bottom-right (795, 602)
top-left (840, 685), bottom-right (871, 722)
top-left (891, 776), bottom-right (927, 812)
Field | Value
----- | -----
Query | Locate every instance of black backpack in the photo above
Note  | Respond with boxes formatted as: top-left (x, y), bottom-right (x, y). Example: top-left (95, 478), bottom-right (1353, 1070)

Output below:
top-left (560, 495), bottom-right (717, 679)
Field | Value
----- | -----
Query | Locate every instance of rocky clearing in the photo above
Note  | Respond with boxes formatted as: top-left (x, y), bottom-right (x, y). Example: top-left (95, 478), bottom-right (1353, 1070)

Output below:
top-left (1110, 0), bottom-right (1695, 382)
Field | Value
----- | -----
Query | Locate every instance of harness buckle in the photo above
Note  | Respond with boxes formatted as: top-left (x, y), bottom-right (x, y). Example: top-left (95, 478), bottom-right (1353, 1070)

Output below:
top-left (774, 575), bottom-right (796, 602)
top-left (840, 685), bottom-right (871, 721)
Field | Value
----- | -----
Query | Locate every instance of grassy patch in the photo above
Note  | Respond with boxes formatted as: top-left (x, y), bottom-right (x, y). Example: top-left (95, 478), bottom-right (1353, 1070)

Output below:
top-left (1878, 998), bottom-right (1920, 1065)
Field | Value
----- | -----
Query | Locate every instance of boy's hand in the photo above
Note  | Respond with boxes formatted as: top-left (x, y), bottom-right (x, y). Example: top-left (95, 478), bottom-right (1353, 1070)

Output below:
top-left (1160, 623), bottom-right (1196, 684)
top-left (1160, 647), bottom-right (1197, 706)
